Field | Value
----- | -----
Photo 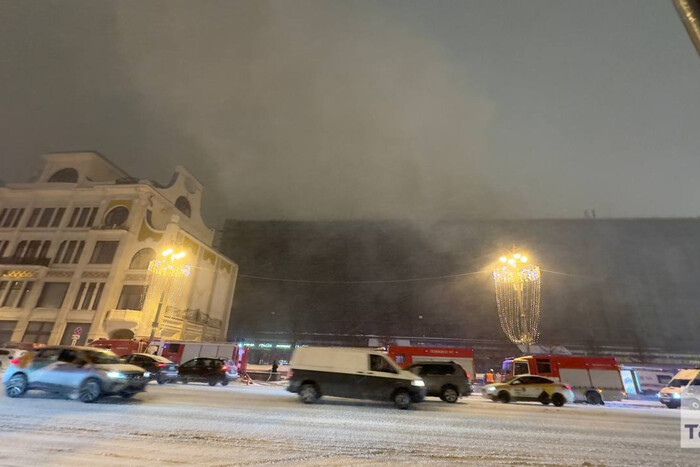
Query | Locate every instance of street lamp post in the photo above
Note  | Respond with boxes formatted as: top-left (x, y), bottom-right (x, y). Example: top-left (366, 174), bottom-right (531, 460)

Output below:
top-left (493, 252), bottom-right (541, 355)
top-left (146, 248), bottom-right (191, 341)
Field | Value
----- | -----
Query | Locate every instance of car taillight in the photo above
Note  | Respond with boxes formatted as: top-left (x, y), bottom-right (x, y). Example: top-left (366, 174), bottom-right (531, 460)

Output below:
top-left (157, 363), bottom-right (166, 368)
top-left (288, 370), bottom-right (293, 379)
top-left (222, 365), bottom-right (229, 371)
top-left (563, 384), bottom-right (571, 390)
top-left (10, 358), bottom-right (19, 365)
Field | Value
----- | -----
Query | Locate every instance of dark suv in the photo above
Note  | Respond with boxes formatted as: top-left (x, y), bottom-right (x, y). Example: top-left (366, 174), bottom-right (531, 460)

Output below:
top-left (178, 358), bottom-right (237, 386)
top-left (406, 361), bottom-right (472, 403)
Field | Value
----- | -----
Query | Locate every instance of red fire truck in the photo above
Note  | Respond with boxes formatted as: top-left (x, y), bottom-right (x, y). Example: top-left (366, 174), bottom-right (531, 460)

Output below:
top-left (502, 355), bottom-right (625, 404)
top-left (147, 340), bottom-right (247, 374)
top-left (89, 338), bottom-right (150, 356)
top-left (387, 346), bottom-right (475, 378)
top-left (89, 338), bottom-right (247, 374)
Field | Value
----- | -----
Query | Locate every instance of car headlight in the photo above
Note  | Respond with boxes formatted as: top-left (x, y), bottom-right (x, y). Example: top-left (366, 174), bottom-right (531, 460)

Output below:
top-left (143, 371), bottom-right (151, 378)
top-left (673, 393), bottom-right (681, 399)
top-left (106, 371), bottom-right (126, 380)
top-left (487, 386), bottom-right (497, 392)
top-left (412, 380), bottom-right (425, 387)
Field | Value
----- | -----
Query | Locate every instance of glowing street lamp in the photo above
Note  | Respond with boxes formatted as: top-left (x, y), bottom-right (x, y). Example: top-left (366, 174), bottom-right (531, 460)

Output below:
top-left (146, 247), bottom-right (191, 341)
top-left (493, 251), bottom-right (541, 354)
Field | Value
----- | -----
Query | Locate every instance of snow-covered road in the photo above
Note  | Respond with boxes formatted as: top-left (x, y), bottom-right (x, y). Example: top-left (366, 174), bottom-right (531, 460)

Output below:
top-left (0, 382), bottom-right (693, 465)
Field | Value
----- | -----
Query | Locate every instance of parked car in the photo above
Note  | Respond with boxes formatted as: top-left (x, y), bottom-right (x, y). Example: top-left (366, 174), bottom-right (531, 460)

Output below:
top-left (406, 361), bottom-right (472, 403)
top-left (658, 369), bottom-right (700, 409)
top-left (2, 346), bottom-right (149, 403)
top-left (178, 357), bottom-right (238, 386)
top-left (0, 348), bottom-right (26, 371)
top-left (122, 353), bottom-right (179, 384)
top-left (482, 375), bottom-right (575, 406)
top-left (287, 347), bottom-right (426, 409)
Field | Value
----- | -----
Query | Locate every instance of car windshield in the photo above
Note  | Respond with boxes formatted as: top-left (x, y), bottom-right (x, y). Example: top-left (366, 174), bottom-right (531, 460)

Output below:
top-left (86, 350), bottom-right (122, 364)
top-left (668, 378), bottom-right (691, 388)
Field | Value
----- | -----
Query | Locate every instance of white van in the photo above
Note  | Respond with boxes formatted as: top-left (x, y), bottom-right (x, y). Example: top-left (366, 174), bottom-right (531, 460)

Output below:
top-left (658, 369), bottom-right (700, 409)
top-left (287, 347), bottom-right (426, 409)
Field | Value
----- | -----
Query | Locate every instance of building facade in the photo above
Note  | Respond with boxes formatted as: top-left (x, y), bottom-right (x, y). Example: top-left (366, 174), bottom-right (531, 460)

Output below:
top-left (0, 151), bottom-right (237, 346)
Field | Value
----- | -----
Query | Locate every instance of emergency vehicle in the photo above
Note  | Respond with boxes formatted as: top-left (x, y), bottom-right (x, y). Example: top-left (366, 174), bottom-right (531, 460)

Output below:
top-left (501, 355), bottom-right (625, 404)
top-left (88, 338), bottom-right (149, 356)
top-left (387, 346), bottom-right (474, 379)
top-left (89, 338), bottom-right (247, 374)
top-left (147, 340), bottom-right (247, 374)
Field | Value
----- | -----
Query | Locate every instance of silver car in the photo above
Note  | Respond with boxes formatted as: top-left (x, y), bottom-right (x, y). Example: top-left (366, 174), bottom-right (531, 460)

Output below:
top-left (2, 346), bottom-right (149, 403)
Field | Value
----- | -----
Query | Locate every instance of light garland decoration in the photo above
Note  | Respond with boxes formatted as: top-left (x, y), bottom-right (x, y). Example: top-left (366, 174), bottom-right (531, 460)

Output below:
top-left (493, 252), bottom-right (541, 352)
top-left (141, 248), bottom-right (191, 336)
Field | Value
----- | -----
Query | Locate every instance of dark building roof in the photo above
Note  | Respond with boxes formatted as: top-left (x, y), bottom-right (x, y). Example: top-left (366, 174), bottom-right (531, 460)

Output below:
top-left (222, 218), bottom-right (700, 354)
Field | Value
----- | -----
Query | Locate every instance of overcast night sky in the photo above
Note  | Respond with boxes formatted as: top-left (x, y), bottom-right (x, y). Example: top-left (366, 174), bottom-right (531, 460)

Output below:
top-left (1, 1), bottom-right (700, 223)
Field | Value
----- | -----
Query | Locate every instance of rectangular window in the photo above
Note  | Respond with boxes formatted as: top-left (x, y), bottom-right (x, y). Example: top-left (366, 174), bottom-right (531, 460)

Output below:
top-left (0, 320), bottom-right (17, 343)
top-left (73, 241), bottom-right (84, 264)
top-left (62, 241), bottom-right (77, 263)
top-left (68, 208), bottom-right (80, 227)
top-left (81, 283), bottom-right (96, 310)
top-left (51, 208), bottom-right (66, 227)
top-left (72, 283), bottom-right (86, 309)
top-left (27, 208), bottom-right (41, 228)
top-left (37, 208), bottom-right (55, 227)
top-left (92, 283), bottom-right (105, 311)
top-left (0, 241), bottom-right (8, 257)
top-left (36, 282), bottom-right (69, 308)
top-left (90, 241), bottom-right (119, 264)
top-left (16, 282), bottom-right (33, 308)
top-left (11, 209), bottom-right (24, 228)
top-left (117, 285), bottom-right (147, 310)
top-left (22, 321), bottom-right (54, 344)
top-left (76, 208), bottom-right (89, 227)
top-left (39, 241), bottom-right (51, 259)
top-left (0, 209), bottom-right (6, 226)
top-left (87, 207), bottom-right (98, 227)
top-left (536, 359), bottom-right (552, 374)
top-left (24, 240), bottom-right (41, 259)
top-left (2, 281), bottom-right (23, 307)
top-left (2, 208), bottom-right (17, 228)
top-left (0, 281), bottom-right (6, 302)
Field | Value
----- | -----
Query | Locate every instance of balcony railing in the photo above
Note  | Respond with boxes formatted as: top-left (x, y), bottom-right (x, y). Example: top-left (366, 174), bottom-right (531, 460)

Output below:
top-left (0, 256), bottom-right (51, 267)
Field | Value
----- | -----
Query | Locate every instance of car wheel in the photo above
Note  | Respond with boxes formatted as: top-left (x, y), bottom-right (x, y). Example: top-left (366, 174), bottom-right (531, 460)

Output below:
top-left (221, 379), bottom-right (229, 386)
top-left (393, 389), bottom-right (412, 409)
top-left (120, 392), bottom-right (135, 399)
top-left (156, 375), bottom-right (167, 385)
top-left (664, 402), bottom-right (680, 409)
top-left (441, 386), bottom-right (459, 403)
top-left (538, 392), bottom-right (551, 405)
top-left (208, 377), bottom-right (218, 386)
top-left (686, 399), bottom-right (700, 410)
top-left (5, 373), bottom-right (28, 398)
top-left (552, 393), bottom-right (566, 407)
top-left (181, 378), bottom-right (188, 384)
top-left (79, 378), bottom-right (102, 403)
top-left (586, 391), bottom-right (603, 405)
top-left (498, 391), bottom-right (511, 403)
top-left (299, 383), bottom-right (319, 404)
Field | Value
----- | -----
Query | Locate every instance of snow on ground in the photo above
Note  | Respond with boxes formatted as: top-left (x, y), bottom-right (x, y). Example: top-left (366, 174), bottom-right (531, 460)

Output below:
top-left (0, 382), bottom-right (693, 466)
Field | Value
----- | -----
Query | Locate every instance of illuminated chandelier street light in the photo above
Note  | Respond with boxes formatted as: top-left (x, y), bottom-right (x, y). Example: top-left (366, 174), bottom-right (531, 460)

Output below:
top-left (492, 252), bottom-right (541, 354)
top-left (145, 248), bottom-right (191, 341)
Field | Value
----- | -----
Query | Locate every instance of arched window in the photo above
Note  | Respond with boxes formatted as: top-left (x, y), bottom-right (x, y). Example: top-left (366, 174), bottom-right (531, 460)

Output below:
top-left (129, 248), bottom-right (155, 270)
top-left (175, 196), bottom-right (191, 217)
top-left (48, 168), bottom-right (78, 183)
top-left (104, 206), bottom-right (129, 228)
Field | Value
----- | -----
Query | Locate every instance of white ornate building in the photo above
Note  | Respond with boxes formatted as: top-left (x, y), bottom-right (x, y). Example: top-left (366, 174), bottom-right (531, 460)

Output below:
top-left (0, 151), bottom-right (238, 345)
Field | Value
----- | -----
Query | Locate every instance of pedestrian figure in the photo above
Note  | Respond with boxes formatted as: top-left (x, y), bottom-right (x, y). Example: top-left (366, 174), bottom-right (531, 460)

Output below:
top-left (271, 360), bottom-right (279, 373)
top-left (486, 369), bottom-right (495, 384)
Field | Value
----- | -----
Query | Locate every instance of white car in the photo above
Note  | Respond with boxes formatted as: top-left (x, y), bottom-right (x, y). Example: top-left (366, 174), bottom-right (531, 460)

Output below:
top-left (482, 375), bottom-right (575, 406)
top-left (0, 348), bottom-right (26, 371)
